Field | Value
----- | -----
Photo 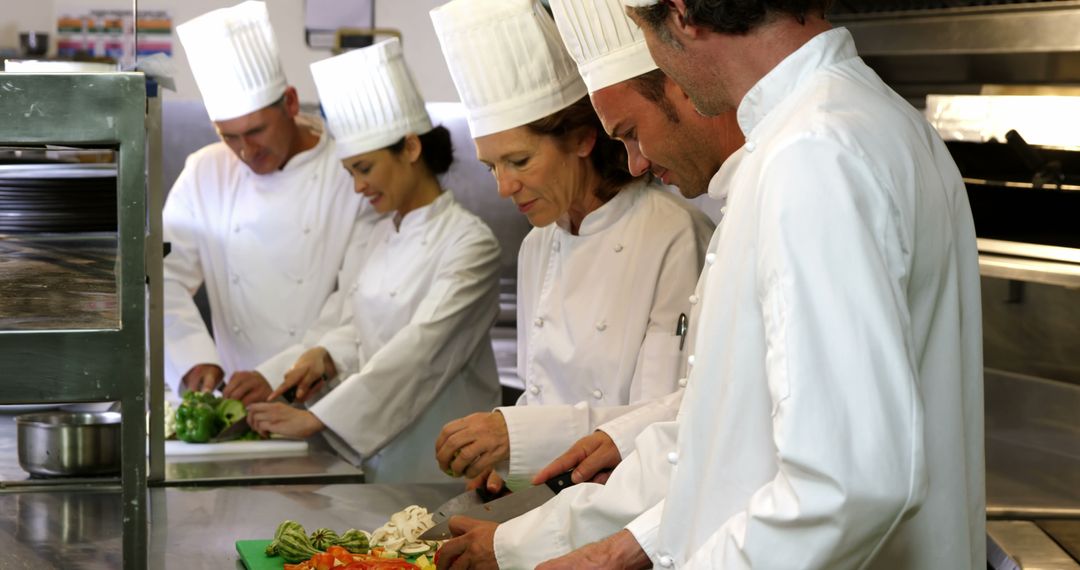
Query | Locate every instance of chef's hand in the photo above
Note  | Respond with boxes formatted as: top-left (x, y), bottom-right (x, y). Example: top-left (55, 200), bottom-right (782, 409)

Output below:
top-left (435, 411), bottom-right (509, 479)
top-left (533, 430), bottom-right (621, 485)
top-left (465, 468), bottom-right (505, 495)
top-left (222, 370), bottom-right (273, 406)
top-left (182, 363), bottom-right (224, 393)
top-left (535, 530), bottom-right (650, 570)
top-left (434, 517), bottom-right (498, 570)
top-left (246, 402), bottom-right (324, 439)
top-left (269, 346), bottom-right (335, 403)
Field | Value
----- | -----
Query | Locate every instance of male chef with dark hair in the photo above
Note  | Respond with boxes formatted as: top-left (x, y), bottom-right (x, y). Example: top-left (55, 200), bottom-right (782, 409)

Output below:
top-left (435, 0), bottom-right (984, 568)
top-left (164, 1), bottom-right (375, 404)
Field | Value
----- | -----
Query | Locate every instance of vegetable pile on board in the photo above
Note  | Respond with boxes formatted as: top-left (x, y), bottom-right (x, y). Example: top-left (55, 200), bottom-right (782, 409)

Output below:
top-left (265, 506), bottom-right (443, 568)
top-left (173, 391), bottom-right (257, 443)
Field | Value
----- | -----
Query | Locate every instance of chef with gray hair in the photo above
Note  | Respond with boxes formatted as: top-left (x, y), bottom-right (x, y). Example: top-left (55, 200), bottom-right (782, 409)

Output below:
top-left (164, 1), bottom-right (375, 405)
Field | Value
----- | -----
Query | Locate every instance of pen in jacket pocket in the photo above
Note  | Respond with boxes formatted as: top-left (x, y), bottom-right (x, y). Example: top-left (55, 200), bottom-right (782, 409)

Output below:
top-left (675, 313), bottom-right (688, 351)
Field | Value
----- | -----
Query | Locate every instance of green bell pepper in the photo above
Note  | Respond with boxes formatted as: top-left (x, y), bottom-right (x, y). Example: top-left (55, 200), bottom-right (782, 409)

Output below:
top-left (176, 392), bottom-right (223, 443)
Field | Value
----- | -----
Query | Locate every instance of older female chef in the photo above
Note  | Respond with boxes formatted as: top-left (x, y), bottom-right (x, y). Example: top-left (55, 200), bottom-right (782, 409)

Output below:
top-left (430, 0), bottom-right (714, 490)
top-left (246, 39), bottom-right (503, 484)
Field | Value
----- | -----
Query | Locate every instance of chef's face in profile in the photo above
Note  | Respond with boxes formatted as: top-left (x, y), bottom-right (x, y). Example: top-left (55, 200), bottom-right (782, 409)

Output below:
top-left (341, 138), bottom-right (418, 216)
top-left (214, 88), bottom-right (301, 175)
top-left (474, 125), bottom-right (596, 228)
top-left (592, 72), bottom-right (736, 199)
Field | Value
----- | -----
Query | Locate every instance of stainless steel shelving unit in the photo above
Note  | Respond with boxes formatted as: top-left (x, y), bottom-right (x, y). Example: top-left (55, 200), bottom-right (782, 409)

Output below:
top-left (0, 72), bottom-right (148, 569)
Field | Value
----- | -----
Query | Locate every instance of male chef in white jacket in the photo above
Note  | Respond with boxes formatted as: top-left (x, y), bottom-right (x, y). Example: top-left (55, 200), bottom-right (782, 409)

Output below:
top-left (433, 0), bottom-right (744, 495)
top-left (164, 1), bottom-right (369, 404)
top-left (438, 0), bottom-right (985, 568)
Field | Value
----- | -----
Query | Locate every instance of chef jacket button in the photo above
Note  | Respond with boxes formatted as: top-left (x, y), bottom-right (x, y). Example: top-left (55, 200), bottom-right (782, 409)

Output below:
top-left (534, 317), bottom-right (544, 328)
top-left (705, 253), bottom-right (717, 265)
top-left (349, 284), bottom-right (358, 293)
top-left (231, 325), bottom-right (240, 334)
top-left (288, 328), bottom-right (296, 337)
top-left (720, 206), bottom-right (728, 216)
top-left (659, 555), bottom-right (674, 568)
top-left (552, 241), bottom-right (560, 252)
top-left (231, 274), bottom-right (239, 284)
top-left (667, 452), bottom-right (679, 465)
top-left (592, 389), bottom-right (603, 399)
top-left (687, 354), bottom-right (695, 366)
top-left (688, 294), bottom-right (699, 305)
top-left (389, 291), bottom-right (397, 297)
top-left (529, 385), bottom-right (540, 395)
top-left (595, 321), bottom-right (607, 332)
top-left (233, 225), bottom-right (240, 233)
top-left (678, 377), bottom-right (688, 388)
top-left (614, 243), bottom-right (624, 253)
top-left (303, 227), bottom-right (311, 235)
top-left (296, 278), bottom-right (304, 285)
top-left (745, 140), bottom-right (756, 152)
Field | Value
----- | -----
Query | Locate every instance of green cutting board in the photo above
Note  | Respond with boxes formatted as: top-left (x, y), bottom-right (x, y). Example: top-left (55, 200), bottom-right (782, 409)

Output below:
top-left (236, 540), bottom-right (285, 570)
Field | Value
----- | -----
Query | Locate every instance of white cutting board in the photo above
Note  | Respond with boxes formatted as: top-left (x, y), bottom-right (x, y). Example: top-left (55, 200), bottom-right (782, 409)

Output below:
top-left (164, 439), bottom-right (308, 457)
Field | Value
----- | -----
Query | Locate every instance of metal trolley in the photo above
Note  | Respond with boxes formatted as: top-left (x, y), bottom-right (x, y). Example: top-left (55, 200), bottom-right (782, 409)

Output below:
top-left (0, 72), bottom-right (149, 569)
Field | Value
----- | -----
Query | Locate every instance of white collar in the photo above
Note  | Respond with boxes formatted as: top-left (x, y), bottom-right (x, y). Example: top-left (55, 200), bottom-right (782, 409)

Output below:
top-left (736, 27), bottom-right (858, 137)
top-left (395, 191), bottom-right (454, 234)
top-left (556, 178), bottom-right (645, 237)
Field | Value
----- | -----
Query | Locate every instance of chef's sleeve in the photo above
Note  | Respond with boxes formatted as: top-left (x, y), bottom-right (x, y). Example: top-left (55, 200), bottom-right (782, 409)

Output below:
top-left (255, 211), bottom-right (379, 385)
top-left (161, 162), bottom-right (221, 395)
top-left (308, 222), bottom-right (501, 460)
top-left (494, 420), bottom-right (679, 569)
top-left (496, 388), bottom-right (683, 488)
top-left (674, 136), bottom-right (927, 568)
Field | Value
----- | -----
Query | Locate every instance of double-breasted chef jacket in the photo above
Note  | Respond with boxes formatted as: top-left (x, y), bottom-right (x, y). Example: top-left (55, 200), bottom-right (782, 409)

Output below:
top-left (494, 27), bottom-right (984, 570)
top-left (162, 119), bottom-right (375, 394)
top-left (496, 179), bottom-right (714, 487)
top-left (304, 191), bottom-right (503, 483)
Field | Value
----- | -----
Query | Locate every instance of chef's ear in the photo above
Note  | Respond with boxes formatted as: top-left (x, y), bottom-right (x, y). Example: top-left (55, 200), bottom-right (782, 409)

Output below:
top-left (402, 133), bottom-right (423, 165)
top-left (574, 126), bottom-right (598, 159)
top-left (280, 86), bottom-right (301, 118)
top-left (667, 0), bottom-right (703, 42)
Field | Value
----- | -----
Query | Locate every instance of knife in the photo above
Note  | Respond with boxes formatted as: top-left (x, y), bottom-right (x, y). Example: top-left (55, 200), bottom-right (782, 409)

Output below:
top-left (419, 472), bottom-right (575, 541)
top-left (210, 385), bottom-right (298, 443)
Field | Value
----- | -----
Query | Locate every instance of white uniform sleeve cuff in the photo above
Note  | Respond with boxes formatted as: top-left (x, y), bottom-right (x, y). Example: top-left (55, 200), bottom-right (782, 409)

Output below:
top-left (499, 402), bottom-right (591, 489)
top-left (598, 390), bottom-right (683, 460)
top-left (625, 499), bottom-right (665, 561)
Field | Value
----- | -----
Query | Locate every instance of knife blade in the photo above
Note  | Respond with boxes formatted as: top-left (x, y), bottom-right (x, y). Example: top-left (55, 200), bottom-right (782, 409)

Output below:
top-left (426, 482), bottom-right (511, 529)
top-left (210, 385), bottom-right (297, 443)
top-left (419, 472), bottom-right (575, 541)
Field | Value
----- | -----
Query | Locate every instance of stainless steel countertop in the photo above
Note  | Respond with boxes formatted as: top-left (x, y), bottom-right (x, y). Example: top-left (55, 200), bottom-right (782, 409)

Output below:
top-left (0, 482), bottom-right (462, 569)
top-left (0, 411), bottom-right (364, 488)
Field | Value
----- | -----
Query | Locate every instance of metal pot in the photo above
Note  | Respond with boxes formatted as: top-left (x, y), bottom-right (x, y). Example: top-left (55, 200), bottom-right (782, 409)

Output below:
top-left (16, 411), bottom-right (121, 476)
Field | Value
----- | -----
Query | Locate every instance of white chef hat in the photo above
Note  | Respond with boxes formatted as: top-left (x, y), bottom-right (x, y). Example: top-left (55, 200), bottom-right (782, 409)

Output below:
top-left (430, 0), bottom-right (589, 138)
top-left (550, 0), bottom-right (658, 93)
top-left (176, 1), bottom-right (287, 122)
top-left (622, 0), bottom-right (661, 7)
top-left (310, 39), bottom-right (434, 160)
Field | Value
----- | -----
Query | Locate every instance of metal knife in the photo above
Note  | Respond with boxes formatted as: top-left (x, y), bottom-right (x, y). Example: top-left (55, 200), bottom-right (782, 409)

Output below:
top-left (419, 472), bottom-right (575, 540)
top-left (210, 385), bottom-right (297, 443)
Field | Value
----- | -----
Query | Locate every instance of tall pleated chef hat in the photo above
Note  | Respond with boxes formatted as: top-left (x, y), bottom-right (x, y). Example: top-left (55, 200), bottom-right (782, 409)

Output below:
top-left (621, 0), bottom-right (661, 6)
top-left (310, 38), bottom-right (433, 160)
top-left (549, 0), bottom-right (658, 93)
top-left (176, 1), bottom-right (287, 122)
top-left (430, 0), bottom-right (588, 138)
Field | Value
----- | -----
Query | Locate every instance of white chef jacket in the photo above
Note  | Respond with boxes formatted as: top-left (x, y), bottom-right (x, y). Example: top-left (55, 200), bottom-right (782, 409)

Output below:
top-left (498, 180), bottom-right (713, 486)
top-left (162, 118), bottom-right (371, 394)
top-left (307, 192), bottom-right (503, 484)
top-left (496, 28), bottom-right (984, 569)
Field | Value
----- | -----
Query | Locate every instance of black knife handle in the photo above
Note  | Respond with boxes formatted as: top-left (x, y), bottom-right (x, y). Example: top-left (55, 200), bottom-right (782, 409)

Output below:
top-left (282, 385), bottom-right (298, 404)
top-left (544, 471), bottom-right (577, 494)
